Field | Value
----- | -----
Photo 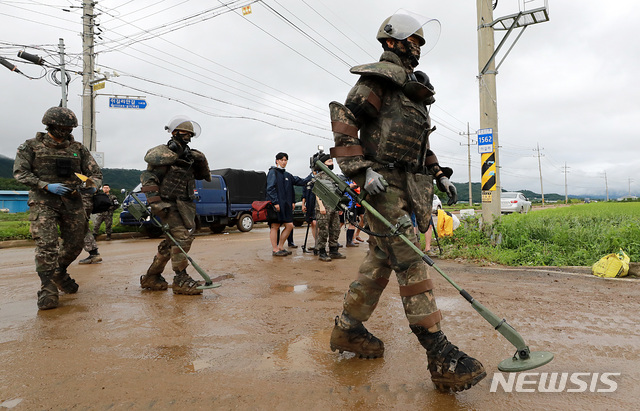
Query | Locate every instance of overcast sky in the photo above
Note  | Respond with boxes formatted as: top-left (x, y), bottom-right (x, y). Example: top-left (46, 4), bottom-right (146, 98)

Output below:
top-left (1, 0), bottom-right (639, 198)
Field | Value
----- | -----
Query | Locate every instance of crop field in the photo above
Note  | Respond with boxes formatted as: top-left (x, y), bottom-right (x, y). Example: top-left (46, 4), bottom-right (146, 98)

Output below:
top-left (429, 202), bottom-right (640, 267)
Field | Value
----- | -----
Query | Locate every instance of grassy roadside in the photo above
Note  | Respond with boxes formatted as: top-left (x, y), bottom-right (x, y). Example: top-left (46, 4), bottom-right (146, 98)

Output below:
top-left (0, 210), bottom-right (136, 241)
top-left (420, 201), bottom-right (640, 267)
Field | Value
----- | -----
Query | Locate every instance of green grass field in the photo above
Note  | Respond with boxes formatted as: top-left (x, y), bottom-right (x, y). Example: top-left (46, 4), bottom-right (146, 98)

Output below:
top-left (423, 202), bottom-right (640, 267)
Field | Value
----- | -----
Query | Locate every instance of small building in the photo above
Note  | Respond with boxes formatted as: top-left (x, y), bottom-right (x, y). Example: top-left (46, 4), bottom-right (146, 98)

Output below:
top-left (0, 190), bottom-right (29, 213)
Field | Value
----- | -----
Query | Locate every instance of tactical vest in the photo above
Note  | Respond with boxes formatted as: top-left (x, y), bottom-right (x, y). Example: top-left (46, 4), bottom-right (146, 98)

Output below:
top-left (28, 135), bottom-right (83, 186)
top-left (160, 160), bottom-right (196, 201)
top-left (352, 62), bottom-right (432, 169)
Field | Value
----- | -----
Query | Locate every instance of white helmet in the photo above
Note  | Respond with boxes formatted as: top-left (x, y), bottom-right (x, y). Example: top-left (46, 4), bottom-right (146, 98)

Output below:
top-left (165, 115), bottom-right (201, 138)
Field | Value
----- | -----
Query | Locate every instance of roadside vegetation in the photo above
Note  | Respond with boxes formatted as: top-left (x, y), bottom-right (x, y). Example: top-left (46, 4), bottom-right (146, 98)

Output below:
top-left (0, 211), bottom-right (134, 241)
top-left (423, 201), bottom-right (640, 267)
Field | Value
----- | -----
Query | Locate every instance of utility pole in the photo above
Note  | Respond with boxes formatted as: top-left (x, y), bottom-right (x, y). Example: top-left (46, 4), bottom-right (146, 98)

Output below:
top-left (82, 1), bottom-right (96, 151)
top-left (629, 178), bottom-right (634, 197)
top-left (536, 143), bottom-right (544, 206)
top-left (475, 1), bottom-right (549, 222)
top-left (58, 39), bottom-right (67, 107)
top-left (604, 172), bottom-right (609, 201)
top-left (476, 0), bottom-right (501, 223)
top-left (562, 162), bottom-right (569, 204)
top-left (459, 123), bottom-right (477, 206)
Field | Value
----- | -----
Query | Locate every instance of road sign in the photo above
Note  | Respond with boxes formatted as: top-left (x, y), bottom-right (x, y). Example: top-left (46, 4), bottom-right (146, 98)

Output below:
top-left (92, 82), bottom-right (105, 91)
top-left (109, 97), bottom-right (147, 109)
top-left (477, 128), bottom-right (493, 154)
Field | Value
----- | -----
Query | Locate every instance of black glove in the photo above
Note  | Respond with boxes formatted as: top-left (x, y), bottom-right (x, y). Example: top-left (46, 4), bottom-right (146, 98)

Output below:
top-left (436, 176), bottom-right (457, 206)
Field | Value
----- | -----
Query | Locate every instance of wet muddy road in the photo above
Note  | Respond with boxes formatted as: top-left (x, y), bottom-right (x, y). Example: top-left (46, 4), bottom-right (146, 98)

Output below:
top-left (1, 226), bottom-right (639, 410)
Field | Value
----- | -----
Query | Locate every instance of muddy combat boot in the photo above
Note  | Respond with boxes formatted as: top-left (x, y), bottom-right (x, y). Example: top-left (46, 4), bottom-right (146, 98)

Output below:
top-left (330, 316), bottom-right (385, 359)
top-left (172, 270), bottom-right (203, 295)
top-left (52, 268), bottom-right (79, 294)
top-left (318, 248), bottom-right (331, 262)
top-left (410, 325), bottom-right (486, 392)
top-left (329, 246), bottom-right (346, 260)
top-left (79, 249), bottom-right (102, 264)
top-left (140, 273), bottom-right (169, 291)
top-left (37, 271), bottom-right (59, 310)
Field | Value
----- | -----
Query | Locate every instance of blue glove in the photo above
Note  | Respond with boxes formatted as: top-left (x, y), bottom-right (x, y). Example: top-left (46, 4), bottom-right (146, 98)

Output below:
top-left (46, 183), bottom-right (72, 196)
top-left (364, 167), bottom-right (388, 195)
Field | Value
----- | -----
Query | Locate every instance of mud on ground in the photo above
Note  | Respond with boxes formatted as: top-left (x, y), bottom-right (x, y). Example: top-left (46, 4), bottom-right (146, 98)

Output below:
top-left (1, 227), bottom-right (638, 410)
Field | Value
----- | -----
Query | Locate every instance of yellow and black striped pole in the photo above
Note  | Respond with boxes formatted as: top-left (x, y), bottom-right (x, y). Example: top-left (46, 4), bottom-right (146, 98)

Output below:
top-left (481, 151), bottom-right (497, 202)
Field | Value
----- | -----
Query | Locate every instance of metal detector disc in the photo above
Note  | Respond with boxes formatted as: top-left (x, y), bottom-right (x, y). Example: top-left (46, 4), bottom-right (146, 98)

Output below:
top-left (498, 351), bottom-right (554, 372)
top-left (197, 282), bottom-right (222, 290)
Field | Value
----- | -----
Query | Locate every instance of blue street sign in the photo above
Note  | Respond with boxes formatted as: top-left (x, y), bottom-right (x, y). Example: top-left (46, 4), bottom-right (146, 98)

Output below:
top-left (477, 128), bottom-right (493, 154)
top-left (109, 97), bottom-right (147, 109)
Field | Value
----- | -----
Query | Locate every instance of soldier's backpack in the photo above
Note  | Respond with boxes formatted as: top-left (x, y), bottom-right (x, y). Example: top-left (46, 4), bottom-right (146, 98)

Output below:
top-left (92, 191), bottom-right (112, 214)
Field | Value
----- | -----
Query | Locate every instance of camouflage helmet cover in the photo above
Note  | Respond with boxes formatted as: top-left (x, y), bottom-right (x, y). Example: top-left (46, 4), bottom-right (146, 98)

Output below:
top-left (41, 106), bottom-right (78, 128)
top-left (376, 9), bottom-right (441, 54)
top-left (165, 115), bottom-right (201, 138)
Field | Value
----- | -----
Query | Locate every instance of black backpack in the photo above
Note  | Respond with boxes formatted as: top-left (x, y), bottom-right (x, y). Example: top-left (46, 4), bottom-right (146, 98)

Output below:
top-left (92, 191), bottom-right (112, 213)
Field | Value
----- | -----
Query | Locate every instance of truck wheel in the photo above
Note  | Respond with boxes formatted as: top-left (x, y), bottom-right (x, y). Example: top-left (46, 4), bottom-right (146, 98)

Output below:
top-left (237, 213), bottom-right (253, 232)
top-left (143, 226), bottom-right (164, 238)
top-left (210, 224), bottom-right (225, 234)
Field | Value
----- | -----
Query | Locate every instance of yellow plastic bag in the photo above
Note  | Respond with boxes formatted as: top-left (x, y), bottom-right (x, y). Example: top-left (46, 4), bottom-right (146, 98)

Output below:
top-left (592, 249), bottom-right (630, 278)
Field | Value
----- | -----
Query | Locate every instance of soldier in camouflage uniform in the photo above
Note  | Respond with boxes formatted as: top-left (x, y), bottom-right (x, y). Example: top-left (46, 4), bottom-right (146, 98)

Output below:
top-left (92, 184), bottom-right (119, 241)
top-left (79, 191), bottom-right (102, 264)
top-left (327, 10), bottom-right (485, 392)
top-left (13, 106), bottom-right (102, 310)
top-left (139, 116), bottom-right (211, 295)
top-left (313, 153), bottom-right (345, 262)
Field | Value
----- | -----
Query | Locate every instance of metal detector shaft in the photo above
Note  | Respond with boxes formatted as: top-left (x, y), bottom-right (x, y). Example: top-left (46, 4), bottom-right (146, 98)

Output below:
top-left (314, 160), bottom-right (529, 355)
top-left (130, 193), bottom-right (220, 288)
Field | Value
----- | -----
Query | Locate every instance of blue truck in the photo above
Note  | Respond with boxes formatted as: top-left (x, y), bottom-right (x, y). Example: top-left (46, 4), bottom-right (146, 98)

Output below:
top-left (119, 168), bottom-right (267, 237)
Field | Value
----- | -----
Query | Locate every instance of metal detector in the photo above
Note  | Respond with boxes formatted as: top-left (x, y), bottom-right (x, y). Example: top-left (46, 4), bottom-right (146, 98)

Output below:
top-left (128, 193), bottom-right (221, 290)
top-left (313, 160), bottom-right (553, 372)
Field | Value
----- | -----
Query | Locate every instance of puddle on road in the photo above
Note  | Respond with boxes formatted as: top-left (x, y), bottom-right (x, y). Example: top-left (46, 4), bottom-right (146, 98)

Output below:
top-left (269, 284), bottom-right (338, 301)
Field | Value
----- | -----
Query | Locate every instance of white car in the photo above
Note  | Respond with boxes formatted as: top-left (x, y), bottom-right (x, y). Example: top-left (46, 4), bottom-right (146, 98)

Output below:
top-left (501, 192), bottom-right (532, 214)
top-left (432, 194), bottom-right (442, 212)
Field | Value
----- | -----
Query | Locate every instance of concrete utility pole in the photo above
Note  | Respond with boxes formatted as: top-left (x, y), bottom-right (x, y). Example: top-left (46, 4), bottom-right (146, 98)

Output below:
top-left (475, 1), bottom-right (549, 222)
top-left (476, 0), bottom-right (501, 223)
top-left (459, 123), bottom-right (477, 206)
top-left (58, 38), bottom-right (67, 107)
top-left (536, 143), bottom-right (544, 206)
top-left (604, 172), bottom-right (609, 201)
top-left (82, 1), bottom-right (96, 151)
top-left (562, 162), bottom-right (569, 204)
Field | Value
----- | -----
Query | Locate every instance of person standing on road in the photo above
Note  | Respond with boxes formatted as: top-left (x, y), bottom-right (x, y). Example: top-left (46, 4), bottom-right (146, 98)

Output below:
top-left (78, 190), bottom-right (102, 265)
top-left (138, 116), bottom-right (211, 295)
top-left (327, 10), bottom-right (483, 392)
top-left (266, 152), bottom-right (308, 256)
top-left (301, 169), bottom-right (318, 253)
top-left (313, 153), bottom-right (345, 262)
top-left (13, 106), bottom-right (102, 310)
top-left (91, 184), bottom-right (119, 241)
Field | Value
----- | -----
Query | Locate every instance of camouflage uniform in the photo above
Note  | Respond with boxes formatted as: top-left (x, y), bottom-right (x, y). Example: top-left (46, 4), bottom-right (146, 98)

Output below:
top-left (139, 119), bottom-right (211, 295)
top-left (14, 122), bottom-right (102, 309)
top-left (330, 50), bottom-right (441, 334)
top-left (328, 13), bottom-right (485, 392)
top-left (92, 192), bottom-right (119, 238)
top-left (314, 170), bottom-right (342, 258)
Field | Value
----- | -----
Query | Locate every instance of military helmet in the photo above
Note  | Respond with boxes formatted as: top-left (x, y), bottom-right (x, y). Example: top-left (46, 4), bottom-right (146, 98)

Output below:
top-left (174, 121), bottom-right (195, 135)
top-left (41, 106), bottom-right (78, 128)
top-left (376, 9), bottom-right (441, 53)
top-left (165, 115), bottom-right (201, 138)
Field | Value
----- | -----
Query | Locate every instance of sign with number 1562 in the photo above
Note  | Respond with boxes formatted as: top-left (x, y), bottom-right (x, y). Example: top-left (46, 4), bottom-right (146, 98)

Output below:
top-left (478, 128), bottom-right (493, 154)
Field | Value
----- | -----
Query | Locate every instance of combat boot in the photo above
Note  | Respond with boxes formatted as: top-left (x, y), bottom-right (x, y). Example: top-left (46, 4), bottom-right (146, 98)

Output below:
top-left (52, 267), bottom-right (79, 294)
top-left (172, 270), bottom-right (203, 295)
top-left (330, 316), bottom-right (385, 359)
top-left (318, 248), bottom-right (331, 262)
top-left (37, 271), bottom-right (59, 310)
top-left (329, 246), bottom-right (346, 259)
top-left (140, 273), bottom-right (169, 291)
top-left (79, 249), bottom-right (102, 264)
top-left (410, 325), bottom-right (486, 392)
